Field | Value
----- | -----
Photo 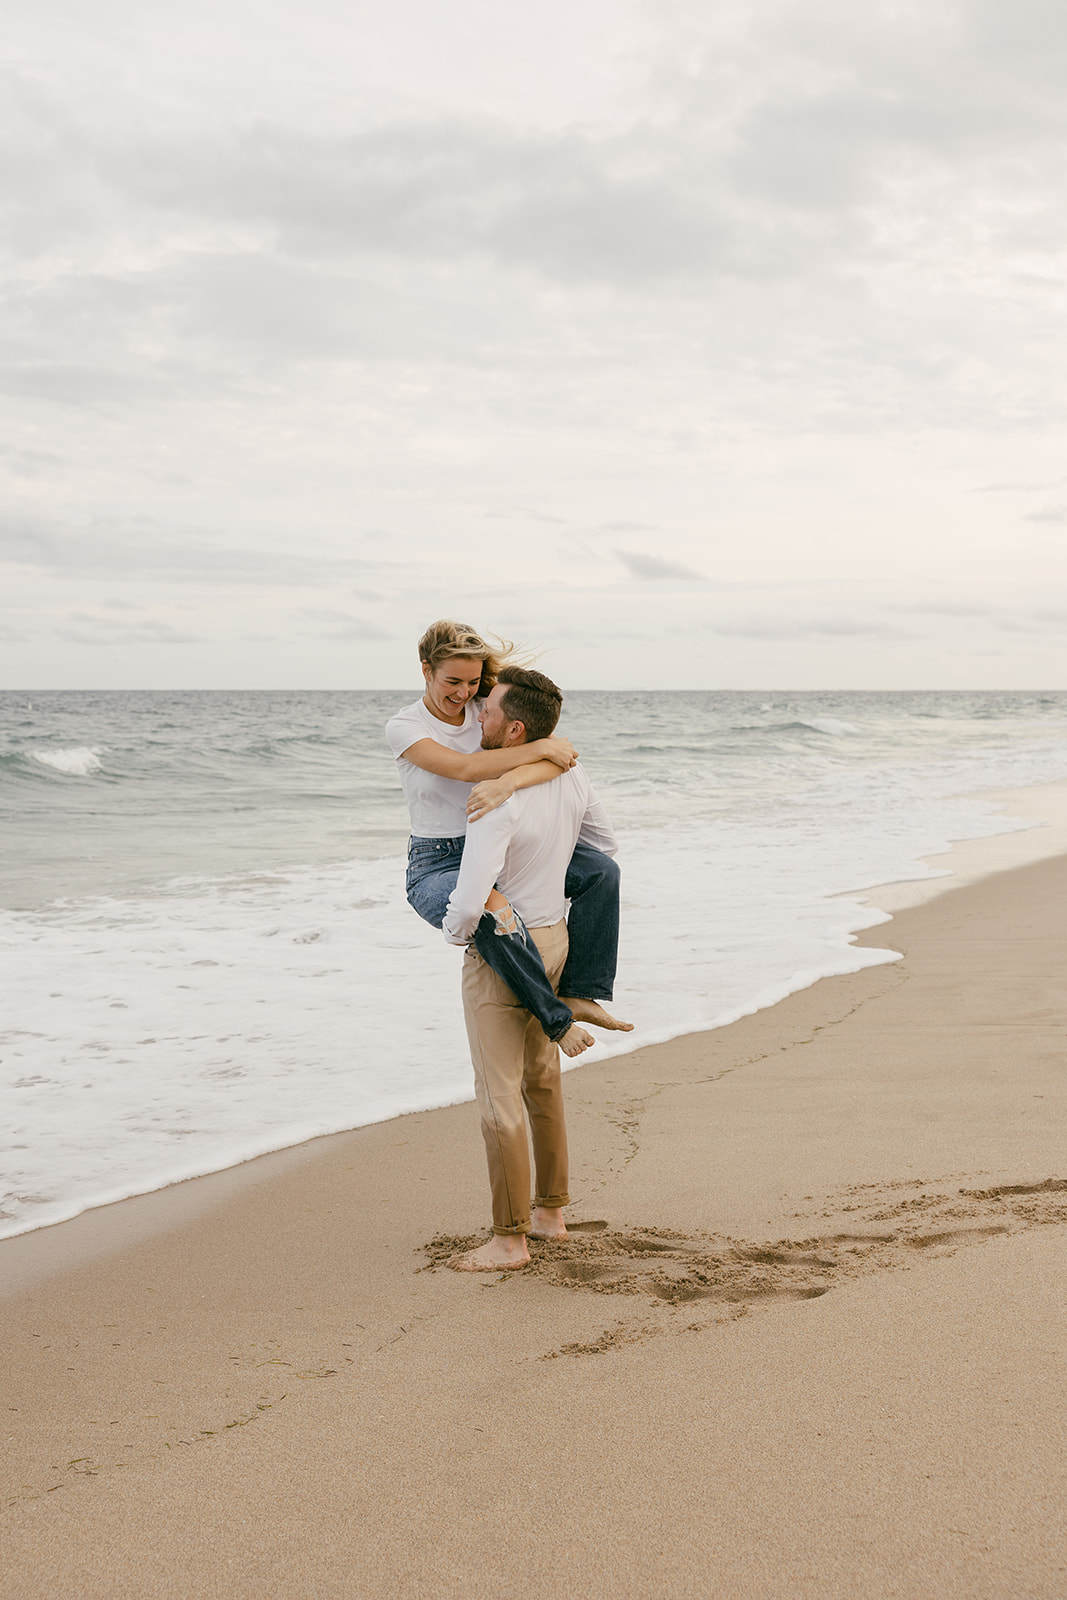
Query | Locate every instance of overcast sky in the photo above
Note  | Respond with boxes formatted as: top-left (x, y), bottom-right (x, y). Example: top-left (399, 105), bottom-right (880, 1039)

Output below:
top-left (4, 0), bottom-right (1067, 690)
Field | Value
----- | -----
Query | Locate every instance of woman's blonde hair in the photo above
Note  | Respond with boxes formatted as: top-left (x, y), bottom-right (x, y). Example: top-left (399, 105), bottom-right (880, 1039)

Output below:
top-left (417, 619), bottom-right (517, 699)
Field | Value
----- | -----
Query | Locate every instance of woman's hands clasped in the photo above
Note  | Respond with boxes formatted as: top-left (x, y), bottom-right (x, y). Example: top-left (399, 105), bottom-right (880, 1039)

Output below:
top-left (540, 736), bottom-right (578, 770)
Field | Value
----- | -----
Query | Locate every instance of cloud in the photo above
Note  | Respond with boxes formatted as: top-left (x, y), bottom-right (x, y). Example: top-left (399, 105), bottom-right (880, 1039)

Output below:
top-left (997, 609), bottom-right (1067, 633)
top-left (90, 3), bottom-right (1065, 301)
top-left (0, 512), bottom-right (402, 586)
top-left (5, 0), bottom-right (1067, 423)
top-left (52, 610), bottom-right (200, 646)
top-left (884, 600), bottom-right (1000, 620)
top-left (8, 0), bottom-right (1066, 306)
top-left (299, 607), bottom-right (393, 640)
top-left (971, 479), bottom-right (1065, 494)
top-left (483, 509), bottom-right (569, 524)
top-left (0, 516), bottom-right (284, 580)
top-left (884, 599), bottom-right (1067, 634)
top-left (5, 2), bottom-right (1067, 687)
top-left (617, 550), bottom-right (704, 581)
top-left (98, 116), bottom-right (738, 290)
top-left (0, 443), bottom-right (64, 477)
top-left (709, 615), bottom-right (914, 641)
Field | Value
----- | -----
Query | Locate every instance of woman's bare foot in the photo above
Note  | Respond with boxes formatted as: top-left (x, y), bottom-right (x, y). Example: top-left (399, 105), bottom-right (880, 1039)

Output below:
top-left (528, 1206), bottom-right (567, 1241)
top-left (448, 1235), bottom-right (530, 1272)
top-left (560, 998), bottom-right (634, 1032)
top-left (556, 1023), bottom-right (595, 1058)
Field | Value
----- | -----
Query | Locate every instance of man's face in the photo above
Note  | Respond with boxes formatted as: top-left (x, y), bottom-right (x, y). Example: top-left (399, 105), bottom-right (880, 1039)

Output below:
top-left (479, 684), bottom-right (522, 749)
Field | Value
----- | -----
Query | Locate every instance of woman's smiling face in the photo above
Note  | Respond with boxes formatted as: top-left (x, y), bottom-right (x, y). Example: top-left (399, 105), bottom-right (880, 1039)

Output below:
top-left (421, 656), bottom-right (484, 724)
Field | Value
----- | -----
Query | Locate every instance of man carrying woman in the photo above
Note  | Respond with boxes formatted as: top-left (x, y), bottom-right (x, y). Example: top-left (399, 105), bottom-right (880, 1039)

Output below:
top-left (385, 619), bottom-right (631, 1057)
top-left (440, 665), bottom-right (617, 1269)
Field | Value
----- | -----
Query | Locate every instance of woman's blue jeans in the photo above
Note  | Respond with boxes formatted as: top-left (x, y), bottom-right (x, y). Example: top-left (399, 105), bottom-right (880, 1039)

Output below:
top-left (405, 835), bottom-right (620, 1043)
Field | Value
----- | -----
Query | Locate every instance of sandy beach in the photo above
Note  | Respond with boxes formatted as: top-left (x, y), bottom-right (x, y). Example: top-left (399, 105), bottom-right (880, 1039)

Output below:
top-left (3, 847), bottom-right (1066, 1599)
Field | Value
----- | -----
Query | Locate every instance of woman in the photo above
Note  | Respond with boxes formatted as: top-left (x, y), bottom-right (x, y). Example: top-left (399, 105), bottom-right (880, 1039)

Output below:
top-left (386, 620), bottom-right (631, 1057)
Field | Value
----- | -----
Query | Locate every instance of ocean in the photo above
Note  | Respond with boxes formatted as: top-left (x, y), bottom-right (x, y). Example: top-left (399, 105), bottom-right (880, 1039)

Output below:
top-left (3, 688), bottom-right (1067, 1241)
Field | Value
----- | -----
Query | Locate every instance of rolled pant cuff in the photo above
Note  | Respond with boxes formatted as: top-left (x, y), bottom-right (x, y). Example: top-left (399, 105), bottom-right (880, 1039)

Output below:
top-left (534, 1193), bottom-right (570, 1209)
top-left (493, 1221), bottom-right (530, 1237)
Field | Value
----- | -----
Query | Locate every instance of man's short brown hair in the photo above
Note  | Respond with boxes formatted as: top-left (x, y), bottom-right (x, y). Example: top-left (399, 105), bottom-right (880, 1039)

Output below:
top-left (497, 665), bottom-right (563, 743)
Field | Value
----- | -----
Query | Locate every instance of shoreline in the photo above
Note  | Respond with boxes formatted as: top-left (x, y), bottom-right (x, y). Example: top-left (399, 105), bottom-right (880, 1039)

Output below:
top-left (5, 777), bottom-right (1067, 1266)
top-left (3, 843), bottom-right (1066, 1595)
top-left (5, 777), bottom-right (1067, 1278)
top-left (856, 776), bottom-right (1067, 912)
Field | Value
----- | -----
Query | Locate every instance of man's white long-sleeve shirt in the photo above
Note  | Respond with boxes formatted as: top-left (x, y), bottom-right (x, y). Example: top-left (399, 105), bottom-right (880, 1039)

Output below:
top-left (442, 763), bottom-right (617, 946)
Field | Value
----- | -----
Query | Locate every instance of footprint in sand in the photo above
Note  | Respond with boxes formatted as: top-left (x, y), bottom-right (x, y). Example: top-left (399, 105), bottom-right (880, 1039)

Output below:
top-left (421, 1176), bottom-right (1065, 1356)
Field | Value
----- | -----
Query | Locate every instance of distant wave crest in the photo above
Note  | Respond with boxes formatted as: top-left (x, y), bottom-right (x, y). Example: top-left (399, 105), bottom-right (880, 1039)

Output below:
top-left (732, 717), bottom-right (861, 738)
top-left (30, 746), bottom-right (107, 776)
top-left (797, 717), bottom-right (859, 736)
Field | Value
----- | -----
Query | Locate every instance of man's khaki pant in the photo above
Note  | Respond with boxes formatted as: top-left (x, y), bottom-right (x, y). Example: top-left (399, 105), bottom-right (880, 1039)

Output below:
top-left (461, 920), bottom-right (571, 1235)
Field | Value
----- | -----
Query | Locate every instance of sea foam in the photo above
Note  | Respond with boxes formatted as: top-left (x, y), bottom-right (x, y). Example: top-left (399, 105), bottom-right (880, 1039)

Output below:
top-left (30, 746), bottom-right (106, 776)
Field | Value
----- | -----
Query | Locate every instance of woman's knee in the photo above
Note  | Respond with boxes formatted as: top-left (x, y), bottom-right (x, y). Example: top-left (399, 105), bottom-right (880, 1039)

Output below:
top-left (406, 871), bottom-right (455, 928)
top-left (598, 853), bottom-right (621, 887)
top-left (567, 849), bottom-right (619, 896)
top-left (405, 850), bottom-right (461, 927)
top-left (407, 887), bottom-right (446, 928)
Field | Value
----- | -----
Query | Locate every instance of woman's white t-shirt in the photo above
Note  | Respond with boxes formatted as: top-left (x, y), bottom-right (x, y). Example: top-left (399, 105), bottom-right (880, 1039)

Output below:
top-left (385, 697), bottom-right (483, 837)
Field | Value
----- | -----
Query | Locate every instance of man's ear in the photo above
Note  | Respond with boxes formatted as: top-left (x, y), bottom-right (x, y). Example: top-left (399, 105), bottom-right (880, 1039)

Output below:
top-left (507, 720), bottom-right (527, 746)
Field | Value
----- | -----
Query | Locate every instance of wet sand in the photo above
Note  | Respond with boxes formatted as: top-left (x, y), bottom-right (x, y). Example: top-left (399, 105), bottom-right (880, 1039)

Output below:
top-left (2, 851), bottom-right (1066, 1598)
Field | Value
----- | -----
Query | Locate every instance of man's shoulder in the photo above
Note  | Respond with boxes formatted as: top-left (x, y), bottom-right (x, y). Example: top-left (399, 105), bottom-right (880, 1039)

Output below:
top-left (512, 763), bottom-right (590, 819)
top-left (546, 761), bottom-right (591, 795)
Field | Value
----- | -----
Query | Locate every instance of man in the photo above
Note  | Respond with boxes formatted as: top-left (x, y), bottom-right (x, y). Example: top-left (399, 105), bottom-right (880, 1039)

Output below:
top-left (442, 666), bottom-right (619, 1272)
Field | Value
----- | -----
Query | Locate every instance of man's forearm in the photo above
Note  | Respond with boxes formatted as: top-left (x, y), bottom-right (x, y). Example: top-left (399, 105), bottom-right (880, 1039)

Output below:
top-left (506, 758), bottom-right (565, 793)
top-left (449, 744), bottom-right (550, 783)
top-left (404, 738), bottom-right (564, 785)
top-left (442, 816), bottom-right (511, 943)
top-left (442, 878), bottom-right (492, 944)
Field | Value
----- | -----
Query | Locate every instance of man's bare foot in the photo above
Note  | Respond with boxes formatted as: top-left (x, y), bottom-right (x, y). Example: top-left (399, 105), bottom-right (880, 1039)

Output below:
top-left (528, 1205), bottom-right (567, 1241)
top-left (559, 998), bottom-right (634, 1032)
top-left (448, 1235), bottom-right (530, 1272)
top-left (556, 1023), bottom-right (594, 1058)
